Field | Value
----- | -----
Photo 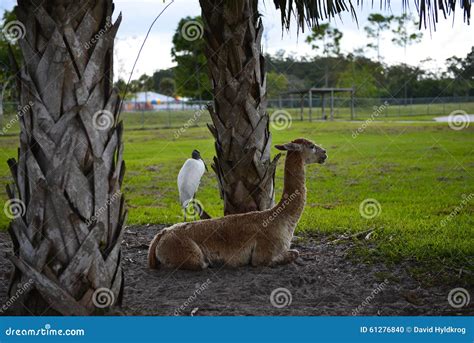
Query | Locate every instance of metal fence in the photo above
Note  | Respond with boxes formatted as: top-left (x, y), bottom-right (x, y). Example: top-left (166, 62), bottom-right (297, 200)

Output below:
top-left (1, 96), bottom-right (473, 133)
top-left (268, 96), bottom-right (474, 120)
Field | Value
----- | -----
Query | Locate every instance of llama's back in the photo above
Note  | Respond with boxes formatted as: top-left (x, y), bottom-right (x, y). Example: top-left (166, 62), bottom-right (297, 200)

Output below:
top-left (176, 210), bottom-right (270, 244)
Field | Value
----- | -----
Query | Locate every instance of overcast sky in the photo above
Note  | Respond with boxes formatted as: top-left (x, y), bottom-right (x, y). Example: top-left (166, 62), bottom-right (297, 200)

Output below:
top-left (1, 0), bottom-right (473, 80)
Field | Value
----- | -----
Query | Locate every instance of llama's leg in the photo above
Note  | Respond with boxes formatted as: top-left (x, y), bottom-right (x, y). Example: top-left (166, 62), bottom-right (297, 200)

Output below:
top-left (270, 249), bottom-right (300, 266)
top-left (158, 235), bottom-right (208, 270)
top-left (250, 244), bottom-right (273, 267)
top-left (180, 239), bottom-right (208, 270)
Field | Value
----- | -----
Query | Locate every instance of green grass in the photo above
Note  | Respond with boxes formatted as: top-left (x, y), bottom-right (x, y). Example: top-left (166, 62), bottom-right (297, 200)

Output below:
top-left (0, 120), bottom-right (473, 274)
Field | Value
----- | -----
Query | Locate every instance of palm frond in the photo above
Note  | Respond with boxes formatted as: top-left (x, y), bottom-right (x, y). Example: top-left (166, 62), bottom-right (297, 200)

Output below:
top-left (273, 0), bottom-right (471, 31)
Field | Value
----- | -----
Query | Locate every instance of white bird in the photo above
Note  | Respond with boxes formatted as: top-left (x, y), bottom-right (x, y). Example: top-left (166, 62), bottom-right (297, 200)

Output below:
top-left (177, 150), bottom-right (209, 221)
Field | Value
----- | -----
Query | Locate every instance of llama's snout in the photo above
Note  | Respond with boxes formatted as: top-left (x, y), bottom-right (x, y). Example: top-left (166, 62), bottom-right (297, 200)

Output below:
top-left (319, 153), bottom-right (328, 164)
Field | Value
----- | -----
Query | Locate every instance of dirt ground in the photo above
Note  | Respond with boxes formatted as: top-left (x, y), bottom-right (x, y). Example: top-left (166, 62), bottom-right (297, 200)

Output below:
top-left (0, 226), bottom-right (472, 316)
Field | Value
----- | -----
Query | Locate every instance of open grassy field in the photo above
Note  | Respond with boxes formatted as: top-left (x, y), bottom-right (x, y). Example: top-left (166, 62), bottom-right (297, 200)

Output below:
top-left (0, 120), bottom-right (472, 275)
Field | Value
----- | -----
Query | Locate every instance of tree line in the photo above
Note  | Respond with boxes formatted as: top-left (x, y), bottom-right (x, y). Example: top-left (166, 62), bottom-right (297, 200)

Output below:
top-left (112, 14), bottom-right (473, 101)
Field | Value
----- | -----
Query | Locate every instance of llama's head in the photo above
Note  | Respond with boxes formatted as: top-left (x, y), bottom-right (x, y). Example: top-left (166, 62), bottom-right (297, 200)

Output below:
top-left (275, 138), bottom-right (327, 164)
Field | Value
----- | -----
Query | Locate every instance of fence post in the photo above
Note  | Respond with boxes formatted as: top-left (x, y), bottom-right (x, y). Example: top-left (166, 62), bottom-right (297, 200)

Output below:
top-left (300, 95), bottom-right (304, 121)
top-left (308, 90), bottom-right (312, 122)
top-left (321, 93), bottom-right (325, 120)
top-left (167, 100), bottom-right (171, 128)
top-left (350, 90), bottom-right (355, 120)
top-left (330, 90), bottom-right (334, 120)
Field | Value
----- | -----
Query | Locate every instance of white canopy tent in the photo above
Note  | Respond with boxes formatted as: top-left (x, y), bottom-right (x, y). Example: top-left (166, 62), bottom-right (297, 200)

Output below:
top-left (123, 91), bottom-right (201, 111)
top-left (131, 91), bottom-right (176, 104)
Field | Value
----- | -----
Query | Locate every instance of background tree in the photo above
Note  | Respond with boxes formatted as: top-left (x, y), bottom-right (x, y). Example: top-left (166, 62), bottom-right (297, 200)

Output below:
top-left (364, 13), bottom-right (394, 62)
top-left (461, 48), bottom-right (474, 85)
top-left (151, 68), bottom-right (174, 93)
top-left (305, 23), bottom-right (343, 87)
top-left (446, 49), bottom-right (473, 96)
top-left (7, 0), bottom-right (126, 315)
top-left (391, 14), bottom-right (423, 57)
top-left (266, 71), bottom-right (289, 98)
top-left (159, 77), bottom-right (176, 96)
top-left (0, 10), bottom-right (22, 118)
top-left (383, 64), bottom-right (424, 98)
top-left (337, 56), bottom-right (380, 98)
top-left (305, 23), bottom-right (343, 57)
top-left (391, 13), bottom-right (423, 100)
top-left (137, 74), bottom-right (154, 92)
top-left (114, 78), bottom-right (128, 98)
top-left (458, 47), bottom-right (474, 96)
top-left (171, 16), bottom-right (211, 100)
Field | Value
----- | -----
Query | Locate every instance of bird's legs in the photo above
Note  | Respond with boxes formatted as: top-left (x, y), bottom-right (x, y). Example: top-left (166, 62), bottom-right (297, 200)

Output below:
top-left (192, 194), bottom-right (199, 221)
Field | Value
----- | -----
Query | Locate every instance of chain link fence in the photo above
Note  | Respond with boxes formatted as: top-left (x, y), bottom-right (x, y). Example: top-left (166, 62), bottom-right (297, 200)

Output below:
top-left (268, 96), bottom-right (474, 121)
top-left (1, 96), bottom-right (473, 134)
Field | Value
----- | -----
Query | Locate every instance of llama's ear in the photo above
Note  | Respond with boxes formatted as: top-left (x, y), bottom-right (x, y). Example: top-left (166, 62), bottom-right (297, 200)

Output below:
top-left (275, 143), bottom-right (302, 151)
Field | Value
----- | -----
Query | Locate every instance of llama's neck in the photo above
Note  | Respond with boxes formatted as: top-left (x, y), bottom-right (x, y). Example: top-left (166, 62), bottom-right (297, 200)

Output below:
top-left (274, 151), bottom-right (306, 227)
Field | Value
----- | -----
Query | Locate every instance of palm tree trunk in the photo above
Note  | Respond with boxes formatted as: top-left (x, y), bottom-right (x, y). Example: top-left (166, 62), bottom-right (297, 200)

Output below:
top-left (6, 0), bottom-right (126, 315)
top-left (199, 0), bottom-right (280, 215)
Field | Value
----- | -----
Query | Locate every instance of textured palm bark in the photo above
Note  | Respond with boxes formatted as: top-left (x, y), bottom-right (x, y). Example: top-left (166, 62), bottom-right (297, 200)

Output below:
top-left (200, 0), bottom-right (280, 215)
top-left (7, 0), bottom-right (126, 315)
